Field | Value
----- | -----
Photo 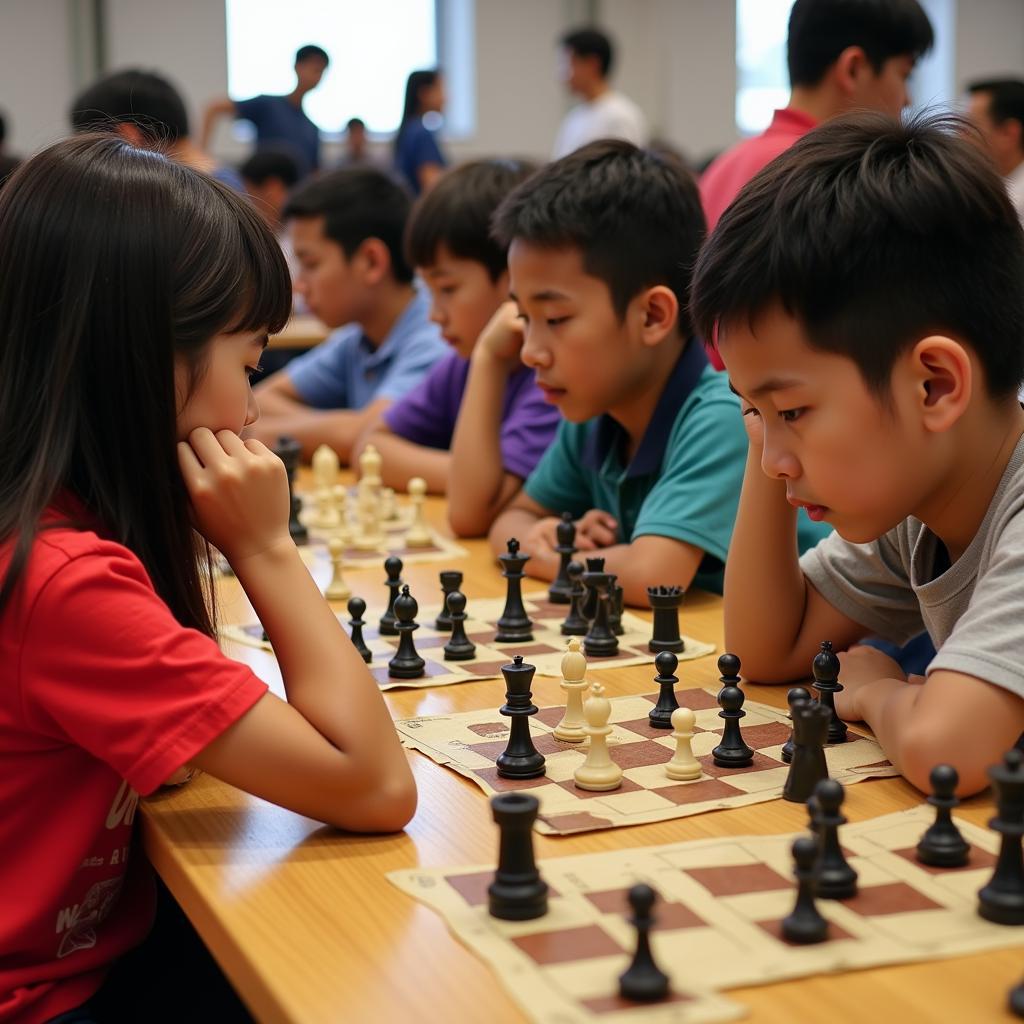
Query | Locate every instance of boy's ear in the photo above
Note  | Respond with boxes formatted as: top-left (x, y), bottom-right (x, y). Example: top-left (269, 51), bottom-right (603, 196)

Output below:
top-left (908, 335), bottom-right (973, 433)
top-left (355, 237), bottom-right (392, 286)
top-left (637, 285), bottom-right (679, 347)
top-left (832, 45), bottom-right (870, 100)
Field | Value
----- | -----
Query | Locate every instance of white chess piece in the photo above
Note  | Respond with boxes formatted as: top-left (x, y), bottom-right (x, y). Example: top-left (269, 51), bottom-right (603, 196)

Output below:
top-left (553, 637), bottom-right (589, 743)
top-left (380, 486), bottom-right (398, 522)
top-left (331, 484), bottom-right (351, 543)
top-left (353, 479), bottom-right (385, 551)
top-left (573, 682), bottom-right (623, 791)
top-left (312, 444), bottom-right (340, 492)
top-left (359, 444), bottom-right (383, 504)
top-left (665, 706), bottom-right (702, 781)
top-left (405, 476), bottom-right (431, 548)
top-left (325, 537), bottom-right (351, 601)
top-left (314, 487), bottom-right (339, 530)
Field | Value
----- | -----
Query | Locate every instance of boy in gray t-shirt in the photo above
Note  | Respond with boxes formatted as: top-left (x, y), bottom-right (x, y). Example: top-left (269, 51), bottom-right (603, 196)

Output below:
top-left (691, 111), bottom-right (1024, 797)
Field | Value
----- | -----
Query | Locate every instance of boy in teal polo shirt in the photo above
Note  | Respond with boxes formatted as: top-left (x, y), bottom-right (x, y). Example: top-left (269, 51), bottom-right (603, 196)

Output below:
top-left (488, 140), bottom-right (828, 605)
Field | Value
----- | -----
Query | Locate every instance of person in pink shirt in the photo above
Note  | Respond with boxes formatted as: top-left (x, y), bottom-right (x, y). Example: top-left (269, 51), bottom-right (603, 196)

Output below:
top-left (702, 0), bottom-right (934, 357)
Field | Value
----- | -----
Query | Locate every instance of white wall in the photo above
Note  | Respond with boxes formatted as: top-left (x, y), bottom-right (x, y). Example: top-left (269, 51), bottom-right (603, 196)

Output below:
top-left (955, 0), bottom-right (1024, 88)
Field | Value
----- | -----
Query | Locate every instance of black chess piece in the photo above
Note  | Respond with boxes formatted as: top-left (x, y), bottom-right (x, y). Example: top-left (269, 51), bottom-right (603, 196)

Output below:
top-left (560, 561), bottom-right (589, 636)
top-left (781, 836), bottom-right (829, 944)
top-left (916, 764), bottom-right (970, 868)
top-left (609, 581), bottom-right (625, 637)
top-left (495, 656), bottom-right (545, 779)
top-left (807, 792), bottom-right (821, 837)
top-left (812, 640), bottom-right (848, 744)
top-left (647, 585), bottom-right (685, 654)
top-left (347, 596), bottom-right (372, 664)
top-left (978, 749), bottom-right (1024, 925)
top-left (387, 585), bottom-right (426, 679)
top-left (548, 512), bottom-right (577, 604)
top-left (443, 590), bottom-right (477, 661)
top-left (813, 779), bottom-right (858, 899)
top-left (1010, 974), bottom-right (1024, 1018)
top-left (583, 570), bottom-right (619, 658)
top-left (648, 652), bottom-right (680, 730)
top-left (487, 793), bottom-right (548, 920)
top-left (378, 556), bottom-right (403, 636)
top-left (434, 570), bottom-right (463, 631)
top-left (781, 686), bottom-right (812, 764)
top-left (782, 700), bottom-right (832, 803)
top-left (618, 884), bottom-right (671, 1002)
top-left (495, 539), bottom-right (534, 643)
top-left (581, 557), bottom-right (605, 621)
top-left (712, 654), bottom-right (753, 767)
top-left (273, 436), bottom-right (308, 545)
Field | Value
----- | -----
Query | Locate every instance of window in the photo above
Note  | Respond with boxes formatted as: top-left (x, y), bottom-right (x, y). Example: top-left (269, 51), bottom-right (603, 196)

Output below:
top-left (735, 0), bottom-right (794, 136)
top-left (225, 0), bottom-right (438, 134)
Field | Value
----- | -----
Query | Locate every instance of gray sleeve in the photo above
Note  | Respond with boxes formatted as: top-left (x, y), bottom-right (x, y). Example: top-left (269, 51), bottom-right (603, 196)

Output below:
top-left (929, 516), bottom-right (1024, 698)
top-left (799, 527), bottom-right (925, 644)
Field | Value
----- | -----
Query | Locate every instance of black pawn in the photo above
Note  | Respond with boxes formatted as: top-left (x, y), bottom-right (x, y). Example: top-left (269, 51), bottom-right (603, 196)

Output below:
top-left (781, 836), bottom-right (829, 944)
top-left (488, 793), bottom-right (548, 921)
top-left (583, 571), bottom-right (619, 658)
top-left (548, 512), bottom-right (577, 604)
top-left (495, 656), bottom-right (545, 779)
top-left (387, 585), bottom-right (425, 679)
top-left (609, 581), bottom-right (625, 636)
top-left (435, 570), bottom-right (463, 631)
top-left (812, 640), bottom-right (848, 744)
top-left (916, 764), bottom-right (970, 868)
top-left (648, 652), bottom-right (680, 729)
top-left (560, 561), bottom-right (589, 636)
top-left (813, 779), bottom-right (858, 899)
top-left (712, 654), bottom-right (753, 767)
top-left (782, 700), bottom-right (832, 803)
top-left (443, 590), bottom-right (477, 661)
top-left (581, 556), bottom-right (605, 621)
top-left (273, 436), bottom-right (308, 546)
top-left (1010, 975), bottom-right (1024, 1018)
top-left (781, 686), bottom-right (812, 764)
top-left (647, 585), bottom-right (685, 654)
top-left (618, 884), bottom-right (671, 1002)
top-left (378, 556), bottom-right (403, 636)
top-left (978, 749), bottom-right (1024, 925)
top-left (347, 596), bottom-right (372, 664)
top-left (495, 538), bottom-right (534, 643)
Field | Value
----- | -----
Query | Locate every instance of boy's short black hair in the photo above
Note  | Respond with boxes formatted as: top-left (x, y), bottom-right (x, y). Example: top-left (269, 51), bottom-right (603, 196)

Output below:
top-left (406, 159), bottom-right (537, 281)
top-left (296, 44), bottom-right (329, 65)
top-left (0, 111), bottom-right (6, 146)
top-left (968, 78), bottom-right (1024, 135)
top-left (241, 148), bottom-right (301, 188)
top-left (560, 27), bottom-right (614, 77)
top-left (346, 117), bottom-right (366, 132)
top-left (493, 140), bottom-right (705, 327)
top-left (284, 167), bottom-right (413, 283)
top-left (70, 69), bottom-right (190, 143)
top-left (787, 0), bottom-right (933, 88)
top-left (691, 112), bottom-right (1024, 400)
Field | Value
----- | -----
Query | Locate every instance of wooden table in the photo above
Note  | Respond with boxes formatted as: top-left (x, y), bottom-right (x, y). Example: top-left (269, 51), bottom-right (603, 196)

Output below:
top-left (267, 315), bottom-right (329, 351)
top-left (141, 490), bottom-right (1022, 1024)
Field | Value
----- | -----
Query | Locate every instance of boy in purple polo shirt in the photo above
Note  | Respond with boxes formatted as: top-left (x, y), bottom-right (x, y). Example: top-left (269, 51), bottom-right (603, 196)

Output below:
top-left (356, 160), bottom-right (561, 537)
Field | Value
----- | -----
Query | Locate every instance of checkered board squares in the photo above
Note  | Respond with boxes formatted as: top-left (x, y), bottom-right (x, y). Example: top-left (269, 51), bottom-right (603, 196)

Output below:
top-left (387, 807), bottom-right (1019, 1024)
top-left (396, 687), bottom-right (897, 833)
top-left (222, 596), bottom-right (715, 692)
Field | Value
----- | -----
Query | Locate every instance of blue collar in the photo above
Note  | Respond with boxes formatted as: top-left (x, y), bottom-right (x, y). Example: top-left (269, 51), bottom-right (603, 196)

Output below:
top-left (581, 339), bottom-right (709, 478)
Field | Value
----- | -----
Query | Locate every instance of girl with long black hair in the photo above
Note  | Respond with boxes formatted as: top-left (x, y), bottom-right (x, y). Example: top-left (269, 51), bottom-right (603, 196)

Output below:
top-left (393, 68), bottom-right (447, 195)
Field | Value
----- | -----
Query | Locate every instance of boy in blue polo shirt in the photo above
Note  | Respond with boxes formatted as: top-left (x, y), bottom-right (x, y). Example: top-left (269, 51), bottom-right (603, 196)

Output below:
top-left (489, 140), bottom-right (828, 605)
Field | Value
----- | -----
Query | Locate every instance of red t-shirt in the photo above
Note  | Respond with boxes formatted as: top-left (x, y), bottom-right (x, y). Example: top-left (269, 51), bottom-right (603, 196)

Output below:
top-left (699, 107), bottom-right (818, 370)
top-left (0, 504), bottom-right (267, 1024)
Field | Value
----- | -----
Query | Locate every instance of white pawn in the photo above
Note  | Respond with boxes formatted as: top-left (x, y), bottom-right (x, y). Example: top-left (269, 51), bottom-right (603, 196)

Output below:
top-left (359, 444), bottom-right (383, 502)
top-left (353, 482), bottom-right (384, 551)
top-left (380, 486), bottom-right (398, 522)
top-left (314, 487), bottom-right (339, 530)
top-left (331, 483), bottom-right (351, 543)
top-left (665, 707), bottom-right (702, 781)
top-left (325, 537), bottom-right (351, 601)
top-left (405, 476), bottom-right (432, 548)
top-left (574, 682), bottom-right (623, 791)
top-left (553, 637), bottom-right (589, 743)
top-left (312, 443), bottom-right (340, 492)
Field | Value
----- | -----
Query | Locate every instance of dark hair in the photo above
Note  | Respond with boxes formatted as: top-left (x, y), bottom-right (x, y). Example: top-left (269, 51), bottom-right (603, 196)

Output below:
top-left (560, 27), bottom-right (614, 78)
top-left (493, 139), bottom-right (705, 324)
top-left (0, 155), bottom-right (18, 190)
top-left (346, 117), bottom-right (366, 132)
top-left (0, 135), bottom-right (291, 624)
top-left (284, 167), bottom-right (414, 283)
top-left (296, 44), bottom-right (329, 66)
top-left (691, 112), bottom-right (1024, 399)
top-left (0, 110), bottom-right (6, 146)
top-left (406, 159), bottom-right (537, 280)
top-left (241, 147), bottom-right (301, 188)
top-left (787, 0), bottom-right (933, 88)
top-left (70, 69), bottom-right (190, 143)
top-left (968, 78), bottom-right (1024, 135)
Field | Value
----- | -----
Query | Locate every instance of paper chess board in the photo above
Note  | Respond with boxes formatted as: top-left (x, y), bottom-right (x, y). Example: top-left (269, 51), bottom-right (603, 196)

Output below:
top-left (222, 595), bottom-right (715, 692)
top-left (388, 807), bottom-right (1016, 1024)
top-left (396, 687), bottom-right (897, 833)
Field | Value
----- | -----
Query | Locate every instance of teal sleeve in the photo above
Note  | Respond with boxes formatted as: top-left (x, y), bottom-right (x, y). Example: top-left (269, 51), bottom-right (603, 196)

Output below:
top-left (523, 421), bottom-right (594, 517)
top-left (631, 389), bottom-right (747, 561)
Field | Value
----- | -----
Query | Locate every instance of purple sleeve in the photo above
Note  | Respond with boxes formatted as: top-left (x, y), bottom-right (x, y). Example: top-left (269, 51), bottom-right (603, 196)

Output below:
top-left (383, 350), bottom-right (467, 448)
top-left (498, 368), bottom-right (562, 479)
